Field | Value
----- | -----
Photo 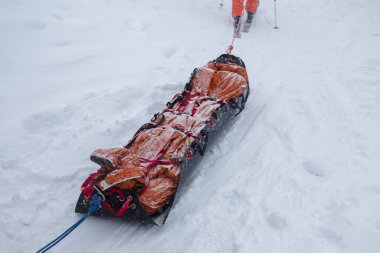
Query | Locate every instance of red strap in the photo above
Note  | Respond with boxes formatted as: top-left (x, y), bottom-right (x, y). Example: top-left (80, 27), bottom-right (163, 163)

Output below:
top-left (139, 149), bottom-right (178, 196)
top-left (139, 149), bottom-right (172, 174)
top-left (185, 131), bottom-right (201, 141)
top-left (191, 107), bottom-right (197, 116)
top-left (172, 91), bottom-right (202, 113)
top-left (106, 186), bottom-right (125, 201)
top-left (81, 172), bottom-right (100, 198)
top-left (83, 174), bottom-right (131, 217)
top-left (102, 195), bottom-right (133, 217)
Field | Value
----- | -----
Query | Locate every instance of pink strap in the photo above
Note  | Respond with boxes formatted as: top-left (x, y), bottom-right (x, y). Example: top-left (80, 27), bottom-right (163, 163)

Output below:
top-left (139, 149), bottom-right (171, 196)
top-left (81, 172), bottom-right (100, 198)
top-left (107, 186), bottom-right (125, 201)
top-left (102, 196), bottom-right (133, 217)
top-left (185, 131), bottom-right (201, 141)
top-left (139, 149), bottom-right (171, 174)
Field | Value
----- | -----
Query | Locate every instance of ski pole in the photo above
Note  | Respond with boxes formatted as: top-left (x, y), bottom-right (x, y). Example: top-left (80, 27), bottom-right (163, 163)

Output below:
top-left (274, 0), bottom-right (279, 29)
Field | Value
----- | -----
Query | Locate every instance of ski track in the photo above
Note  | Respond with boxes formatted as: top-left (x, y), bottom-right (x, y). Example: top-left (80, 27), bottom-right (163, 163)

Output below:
top-left (1, 0), bottom-right (380, 252)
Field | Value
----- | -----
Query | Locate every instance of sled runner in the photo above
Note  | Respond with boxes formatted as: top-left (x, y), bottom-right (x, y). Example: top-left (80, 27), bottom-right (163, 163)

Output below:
top-left (75, 54), bottom-right (250, 226)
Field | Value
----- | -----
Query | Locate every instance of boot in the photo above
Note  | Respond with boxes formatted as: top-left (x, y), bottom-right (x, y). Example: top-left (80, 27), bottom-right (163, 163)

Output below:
top-left (234, 16), bottom-right (241, 28)
top-left (242, 12), bottom-right (255, 33)
top-left (246, 12), bottom-right (255, 24)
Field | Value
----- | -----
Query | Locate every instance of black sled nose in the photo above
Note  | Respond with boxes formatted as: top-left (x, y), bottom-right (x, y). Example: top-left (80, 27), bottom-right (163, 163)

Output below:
top-left (75, 190), bottom-right (159, 225)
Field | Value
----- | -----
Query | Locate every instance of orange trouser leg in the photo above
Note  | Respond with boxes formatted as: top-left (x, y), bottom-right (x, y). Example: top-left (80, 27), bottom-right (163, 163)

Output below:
top-left (232, 0), bottom-right (244, 17)
top-left (245, 0), bottom-right (259, 13)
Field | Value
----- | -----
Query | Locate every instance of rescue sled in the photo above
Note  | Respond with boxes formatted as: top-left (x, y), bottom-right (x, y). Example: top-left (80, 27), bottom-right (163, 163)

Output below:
top-left (75, 54), bottom-right (250, 226)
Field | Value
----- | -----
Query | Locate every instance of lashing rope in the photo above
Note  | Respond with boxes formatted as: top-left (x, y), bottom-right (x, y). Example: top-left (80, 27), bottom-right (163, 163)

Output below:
top-left (138, 149), bottom-right (173, 196)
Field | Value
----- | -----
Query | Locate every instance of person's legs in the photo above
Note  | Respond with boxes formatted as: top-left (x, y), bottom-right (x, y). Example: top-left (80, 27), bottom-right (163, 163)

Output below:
top-left (232, 0), bottom-right (244, 17)
top-left (245, 0), bottom-right (259, 14)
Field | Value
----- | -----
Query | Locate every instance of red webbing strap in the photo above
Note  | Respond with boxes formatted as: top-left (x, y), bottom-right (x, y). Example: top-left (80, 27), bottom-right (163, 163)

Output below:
top-left (191, 107), bottom-right (197, 116)
top-left (190, 98), bottom-right (202, 116)
top-left (101, 195), bottom-right (133, 217)
top-left (139, 149), bottom-right (174, 196)
top-left (139, 149), bottom-right (171, 172)
top-left (185, 131), bottom-right (201, 141)
top-left (81, 172), bottom-right (100, 198)
top-left (82, 173), bottom-right (132, 217)
top-left (107, 186), bottom-right (125, 201)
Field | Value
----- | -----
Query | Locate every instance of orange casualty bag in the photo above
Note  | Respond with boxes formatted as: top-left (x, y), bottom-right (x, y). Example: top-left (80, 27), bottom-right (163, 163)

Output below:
top-left (75, 54), bottom-right (250, 225)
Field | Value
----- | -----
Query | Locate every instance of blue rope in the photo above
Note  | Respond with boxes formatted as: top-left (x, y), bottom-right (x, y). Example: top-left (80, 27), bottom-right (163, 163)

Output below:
top-left (36, 193), bottom-right (102, 253)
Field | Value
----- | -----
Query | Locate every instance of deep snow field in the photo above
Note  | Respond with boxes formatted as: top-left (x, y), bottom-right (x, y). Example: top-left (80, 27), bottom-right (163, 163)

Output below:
top-left (1, 0), bottom-right (380, 252)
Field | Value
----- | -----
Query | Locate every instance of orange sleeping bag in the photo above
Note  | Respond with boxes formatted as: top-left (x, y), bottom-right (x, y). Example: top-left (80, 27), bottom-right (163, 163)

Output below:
top-left (80, 54), bottom-right (249, 217)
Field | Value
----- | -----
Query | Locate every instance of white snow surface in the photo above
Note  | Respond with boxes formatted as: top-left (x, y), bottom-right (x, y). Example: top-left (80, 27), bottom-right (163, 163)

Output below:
top-left (1, 0), bottom-right (380, 252)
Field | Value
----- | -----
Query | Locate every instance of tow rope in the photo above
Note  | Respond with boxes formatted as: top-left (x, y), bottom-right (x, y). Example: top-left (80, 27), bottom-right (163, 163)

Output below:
top-left (36, 193), bottom-right (103, 253)
top-left (226, 9), bottom-right (245, 55)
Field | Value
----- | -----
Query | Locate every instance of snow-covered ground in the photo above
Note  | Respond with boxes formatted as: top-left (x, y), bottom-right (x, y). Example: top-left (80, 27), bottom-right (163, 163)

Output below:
top-left (1, 0), bottom-right (380, 252)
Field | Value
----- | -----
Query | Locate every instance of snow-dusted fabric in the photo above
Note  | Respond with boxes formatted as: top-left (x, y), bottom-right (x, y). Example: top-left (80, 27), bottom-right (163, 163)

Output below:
top-left (171, 96), bottom-right (221, 120)
top-left (191, 63), bottom-right (249, 101)
top-left (152, 112), bottom-right (206, 137)
top-left (90, 127), bottom-right (190, 192)
top-left (139, 178), bottom-right (177, 216)
top-left (85, 58), bottom-right (249, 216)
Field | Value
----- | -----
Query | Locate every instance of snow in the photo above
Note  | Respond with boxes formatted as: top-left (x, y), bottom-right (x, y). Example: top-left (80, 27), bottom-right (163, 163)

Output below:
top-left (1, 0), bottom-right (380, 252)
